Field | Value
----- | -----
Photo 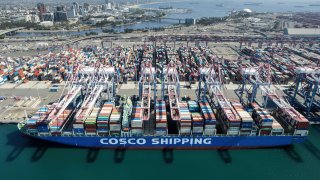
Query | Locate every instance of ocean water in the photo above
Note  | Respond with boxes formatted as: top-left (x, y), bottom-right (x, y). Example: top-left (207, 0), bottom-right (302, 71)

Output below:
top-left (141, 0), bottom-right (320, 19)
top-left (1, 124), bottom-right (320, 180)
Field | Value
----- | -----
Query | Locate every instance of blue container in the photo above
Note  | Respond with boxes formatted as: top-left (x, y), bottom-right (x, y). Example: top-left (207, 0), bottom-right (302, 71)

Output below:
top-left (73, 128), bottom-right (85, 133)
top-left (37, 125), bottom-right (49, 130)
top-left (38, 129), bottom-right (49, 132)
top-left (156, 128), bottom-right (167, 131)
top-left (39, 107), bottom-right (49, 112)
top-left (97, 128), bottom-right (108, 131)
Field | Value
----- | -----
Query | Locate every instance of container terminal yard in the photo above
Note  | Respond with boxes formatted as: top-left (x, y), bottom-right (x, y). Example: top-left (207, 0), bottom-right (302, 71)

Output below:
top-left (0, 33), bottom-right (318, 148)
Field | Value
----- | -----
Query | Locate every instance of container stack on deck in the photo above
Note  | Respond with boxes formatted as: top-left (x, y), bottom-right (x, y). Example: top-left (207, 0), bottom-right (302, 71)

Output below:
top-left (216, 105), bottom-right (241, 135)
top-left (85, 108), bottom-right (99, 135)
top-left (199, 101), bottom-right (216, 135)
top-left (178, 102), bottom-right (192, 135)
top-left (97, 102), bottom-right (113, 136)
top-left (273, 107), bottom-right (309, 136)
top-left (252, 107), bottom-right (274, 135)
top-left (131, 102), bottom-right (143, 135)
top-left (231, 102), bottom-right (255, 135)
top-left (191, 112), bottom-right (204, 135)
top-left (188, 101), bottom-right (204, 135)
top-left (251, 103), bottom-right (285, 136)
top-left (188, 101), bottom-right (200, 112)
top-left (50, 109), bottom-right (71, 135)
top-left (155, 100), bottom-right (167, 135)
top-left (109, 107), bottom-right (122, 136)
top-left (26, 106), bottom-right (51, 133)
top-left (73, 111), bottom-right (86, 135)
top-left (271, 120), bottom-right (284, 135)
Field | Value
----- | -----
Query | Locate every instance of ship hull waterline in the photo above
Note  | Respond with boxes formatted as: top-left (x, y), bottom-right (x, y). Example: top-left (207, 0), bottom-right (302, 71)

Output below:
top-left (21, 133), bottom-right (307, 149)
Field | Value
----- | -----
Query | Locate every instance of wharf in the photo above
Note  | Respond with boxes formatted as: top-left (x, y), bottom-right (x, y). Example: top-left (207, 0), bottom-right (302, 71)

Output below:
top-left (0, 81), bottom-right (63, 124)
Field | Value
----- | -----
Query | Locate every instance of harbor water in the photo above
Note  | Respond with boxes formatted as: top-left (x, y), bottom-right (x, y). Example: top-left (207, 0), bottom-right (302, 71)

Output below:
top-left (1, 124), bottom-right (320, 180)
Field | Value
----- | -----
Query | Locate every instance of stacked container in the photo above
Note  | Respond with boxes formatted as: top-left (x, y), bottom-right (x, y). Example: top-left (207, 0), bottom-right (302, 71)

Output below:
top-left (97, 102), bottom-right (113, 136)
top-left (50, 110), bottom-right (71, 135)
top-left (73, 113), bottom-right (86, 135)
top-left (109, 107), bottom-right (122, 135)
top-left (131, 102), bottom-right (143, 135)
top-left (178, 102), bottom-right (192, 135)
top-left (271, 120), bottom-right (284, 135)
top-left (188, 101), bottom-right (200, 112)
top-left (231, 102), bottom-right (254, 136)
top-left (26, 106), bottom-right (51, 133)
top-left (36, 107), bottom-right (51, 133)
top-left (85, 108), bottom-right (99, 135)
top-left (26, 116), bottom-right (39, 133)
top-left (156, 100), bottom-right (167, 136)
top-left (252, 108), bottom-right (273, 135)
top-left (216, 106), bottom-right (241, 135)
top-left (273, 107), bottom-right (309, 136)
top-left (191, 112), bottom-right (204, 135)
top-left (199, 101), bottom-right (216, 135)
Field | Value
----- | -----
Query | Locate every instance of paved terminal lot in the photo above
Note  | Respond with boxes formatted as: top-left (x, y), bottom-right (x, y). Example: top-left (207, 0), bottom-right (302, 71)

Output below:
top-left (0, 81), bottom-right (63, 123)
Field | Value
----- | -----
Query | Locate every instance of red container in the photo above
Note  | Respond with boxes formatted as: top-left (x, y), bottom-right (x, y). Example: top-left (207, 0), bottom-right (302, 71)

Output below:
top-left (295, 122), bottom-right (309, 129)
top-left (156, 112), bottom-right (166, 116)
top-left (156, 119), bottom-right (167, 123)
top-left (259, 130), bottom-right (271, 135)
top-left (51, 132), bottom-right (62, 135)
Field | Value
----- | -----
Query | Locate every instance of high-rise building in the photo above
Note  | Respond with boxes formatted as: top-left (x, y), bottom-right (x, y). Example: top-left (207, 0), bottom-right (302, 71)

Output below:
top-left (84, 3), bottom-right (90, 11)
top-left (107, 3), bottom-right (112, 10)
top-left (54, 6), bottom-right (67, 22)
top-left (54, 11), bottom-right (67, 21)
top-left (101, 4), bottom-right (107, 11)
top-left (56, 6), bottom-right (65, 12)
top-left (43, 13), bottom-right (54, 22)
top-left (67, 9), bottom-right (76, 18)
top-left (37, 3), bottom-right (46, 21)
top-left (72, 2), bottom-right (79, 15)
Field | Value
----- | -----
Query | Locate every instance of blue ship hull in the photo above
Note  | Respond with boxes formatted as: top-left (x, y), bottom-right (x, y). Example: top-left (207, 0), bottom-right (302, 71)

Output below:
top-left (26, 135), bottom-right (307, 149)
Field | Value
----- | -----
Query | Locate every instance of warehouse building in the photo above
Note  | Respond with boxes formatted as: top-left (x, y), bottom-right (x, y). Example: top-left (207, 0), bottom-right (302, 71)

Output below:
top-left (284, 28), bottom-right (320, 37)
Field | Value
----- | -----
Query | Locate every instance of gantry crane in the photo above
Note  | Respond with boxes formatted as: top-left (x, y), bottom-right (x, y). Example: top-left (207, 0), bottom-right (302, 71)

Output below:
top-left (291, 67), bottom-right (320, 120)
top-left (48, 60), bottom-right (116, 132)
top-left (74, 64), bottom-right (115, 126)
top-left (197, 62), bottom-right (240, 128)
top-left (161, 60), bottom-right (181, 120)
top-left (47, 64), bottom-right (89, 132)
top-left (139, 60), bottom-right (156, 121)
top-left (236, 62), bottom-right (271, 106)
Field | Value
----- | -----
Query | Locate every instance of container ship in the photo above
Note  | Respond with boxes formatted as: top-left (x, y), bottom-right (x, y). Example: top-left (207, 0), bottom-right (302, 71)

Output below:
top-left (18, 49), bottom-right (309, 149)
